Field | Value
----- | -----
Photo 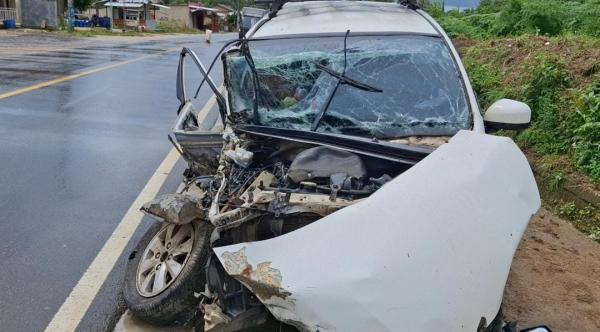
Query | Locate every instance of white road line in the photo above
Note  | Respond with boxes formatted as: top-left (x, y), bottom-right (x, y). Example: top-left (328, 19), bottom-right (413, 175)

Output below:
top-left (45, 94), bottom-right (219, 332)
top-left (44, 148), bottom-right (180, 332)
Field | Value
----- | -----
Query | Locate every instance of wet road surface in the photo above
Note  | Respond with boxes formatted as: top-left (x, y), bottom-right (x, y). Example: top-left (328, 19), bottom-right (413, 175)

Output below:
top-left (0, 32), bottom-right (233, 332)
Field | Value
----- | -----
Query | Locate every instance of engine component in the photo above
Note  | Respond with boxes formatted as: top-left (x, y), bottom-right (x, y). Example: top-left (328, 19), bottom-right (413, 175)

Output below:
top-left (208, 170), bottom-right (356, 230)
top-left (224, 147), bottom-right (253, 168)
top-left (287, 146), bottom-right (366, 183)
top-left (140, 193), bottom-right (206, 224)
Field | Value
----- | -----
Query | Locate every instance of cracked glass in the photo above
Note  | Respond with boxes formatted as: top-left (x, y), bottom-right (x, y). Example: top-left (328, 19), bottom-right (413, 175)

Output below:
top-left (225, 35), bottom-right (471, 139)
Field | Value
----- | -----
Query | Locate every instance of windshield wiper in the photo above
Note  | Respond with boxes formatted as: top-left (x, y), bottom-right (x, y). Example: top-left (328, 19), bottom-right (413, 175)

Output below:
top-left (316, 63), bottom-right (383, 93)
top-left (311, 30), bottom-right (382, 131)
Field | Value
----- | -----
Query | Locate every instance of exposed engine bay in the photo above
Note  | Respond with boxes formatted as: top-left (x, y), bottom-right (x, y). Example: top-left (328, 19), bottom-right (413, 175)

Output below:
top-left (201, 128), bottom-right (400, 233)
top-left (142, 124), bottom-right (413, 330)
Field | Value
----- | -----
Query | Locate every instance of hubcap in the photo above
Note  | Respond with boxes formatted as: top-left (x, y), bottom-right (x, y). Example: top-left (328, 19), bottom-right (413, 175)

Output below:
top-left (136, 223), bottom-right (194, 297)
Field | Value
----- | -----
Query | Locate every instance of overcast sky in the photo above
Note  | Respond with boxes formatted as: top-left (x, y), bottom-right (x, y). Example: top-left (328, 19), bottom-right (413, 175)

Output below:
top-left (438, 0), bottom-right (480, 9)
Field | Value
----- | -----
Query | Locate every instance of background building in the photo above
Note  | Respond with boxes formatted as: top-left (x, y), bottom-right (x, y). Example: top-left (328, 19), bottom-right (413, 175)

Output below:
top-left (0, 0), bottom-right (19, 26)
top-left (1, 0), bottom-right (61, 28)
top-left (21, 0), bottom-right (58, 28)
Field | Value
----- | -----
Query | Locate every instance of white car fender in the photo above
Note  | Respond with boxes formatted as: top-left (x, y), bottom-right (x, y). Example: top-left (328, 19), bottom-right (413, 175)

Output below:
top-left (214, 130), bottom-right (541, 332)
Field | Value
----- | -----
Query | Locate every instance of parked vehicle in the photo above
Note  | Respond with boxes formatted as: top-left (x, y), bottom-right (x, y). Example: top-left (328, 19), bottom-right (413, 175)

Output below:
top-left (123, 1), bottom-right (550, 331)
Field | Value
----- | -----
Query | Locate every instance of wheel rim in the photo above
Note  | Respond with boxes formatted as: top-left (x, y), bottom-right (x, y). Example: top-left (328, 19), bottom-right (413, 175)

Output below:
top-left (136, 223), bottom-right (195, 297)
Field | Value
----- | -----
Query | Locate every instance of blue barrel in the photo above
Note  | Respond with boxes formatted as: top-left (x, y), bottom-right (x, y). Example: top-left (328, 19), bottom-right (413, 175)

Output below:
top-left (100, 17), bottom-right (111, 29)
top-left (3, 19), bottom-right (16, 29)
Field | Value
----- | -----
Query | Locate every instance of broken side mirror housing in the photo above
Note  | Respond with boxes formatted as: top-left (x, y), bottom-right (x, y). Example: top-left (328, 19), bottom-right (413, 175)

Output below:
top-left (484, 99), bottom-right (531, 131)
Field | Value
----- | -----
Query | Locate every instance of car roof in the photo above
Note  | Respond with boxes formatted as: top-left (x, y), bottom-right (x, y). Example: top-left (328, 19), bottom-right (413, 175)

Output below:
top-left (252, 1), bottom-right (439, 38)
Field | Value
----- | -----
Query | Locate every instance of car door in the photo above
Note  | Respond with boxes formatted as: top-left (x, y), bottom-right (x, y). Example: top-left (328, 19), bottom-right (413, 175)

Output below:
top-left (171, 48), bottom-right (227, 176)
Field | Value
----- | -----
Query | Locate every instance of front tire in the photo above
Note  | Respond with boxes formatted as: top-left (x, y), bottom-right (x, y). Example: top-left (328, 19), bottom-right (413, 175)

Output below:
top-left (123, 220), bottom-right (212, 326)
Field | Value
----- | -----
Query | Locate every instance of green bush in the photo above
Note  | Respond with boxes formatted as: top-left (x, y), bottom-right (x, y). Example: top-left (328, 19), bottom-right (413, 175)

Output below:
top-left (516, 55), bottom-right (571, 154)
top-left (431, 0), bottom-right (600, 38)
top-left (428, 0), bottom-right (600, 183)
top-left (463, 58), bottom-right (504, 107)
top-left (438, 16), bottom-right (482, 38)
top-left (569, 81), bottom-right (600, 181)
top-left (463, 48), bottom-right (599, 181)
top-left (558, 201), bottom-right (600, 238)
top-left (523, 54), bottom-right (570, 115)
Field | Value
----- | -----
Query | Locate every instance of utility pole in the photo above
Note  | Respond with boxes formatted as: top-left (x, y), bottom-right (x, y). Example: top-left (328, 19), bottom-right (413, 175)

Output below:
top-left (109, 1), bottom-right (113, 30)
top-left (67, 0), bottom-right (74, 30)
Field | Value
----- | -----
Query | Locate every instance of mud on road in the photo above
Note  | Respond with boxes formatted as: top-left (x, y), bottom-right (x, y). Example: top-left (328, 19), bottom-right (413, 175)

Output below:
top-left (504, 208), bottom-right (600, 331)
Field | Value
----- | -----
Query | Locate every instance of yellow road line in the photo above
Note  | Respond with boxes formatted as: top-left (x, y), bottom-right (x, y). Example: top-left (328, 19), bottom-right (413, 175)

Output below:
top-left (44, 94), bottom-right (218, 332)
top-left (0, 48), bottom-right (177, 101)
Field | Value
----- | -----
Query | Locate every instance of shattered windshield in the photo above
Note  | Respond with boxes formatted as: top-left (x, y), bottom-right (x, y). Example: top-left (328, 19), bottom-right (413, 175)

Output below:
top-left (225, 35), bottom-right (471, 139)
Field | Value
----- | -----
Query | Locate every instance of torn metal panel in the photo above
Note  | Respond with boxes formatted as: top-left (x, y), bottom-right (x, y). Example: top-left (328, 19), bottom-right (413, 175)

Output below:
top-left (172, 102), bottom-right (223, 176)
top-left (140, 193), bottom-right (206, 225)
top-left (220, 247), bottom-right (288, 300)
top-left (214, 130), bottom-right (540, 332)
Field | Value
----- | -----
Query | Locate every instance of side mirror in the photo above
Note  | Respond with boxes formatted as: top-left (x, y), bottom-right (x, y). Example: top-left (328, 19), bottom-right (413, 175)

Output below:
top-left (521, 326), bottom-right (552, 332)
top-left (483, 99), bottom-right (531, 131)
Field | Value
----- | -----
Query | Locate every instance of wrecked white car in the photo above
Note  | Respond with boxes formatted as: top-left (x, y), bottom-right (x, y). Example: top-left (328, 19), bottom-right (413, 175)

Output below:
top-left (122, 1), bottom-right (549, 331)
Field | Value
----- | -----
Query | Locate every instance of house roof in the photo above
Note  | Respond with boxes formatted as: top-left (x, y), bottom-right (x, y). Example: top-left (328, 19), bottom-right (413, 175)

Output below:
top-left (104, 0), bottom-right (149, 7)
top-left (104, 2), bottom-right (144, 8)
top-left (150, 3), bottom-right (170, 9)
top-left (215, 4), bottom-right (234, 11)
top-left (252, 1), bottom-right (438, 38)
top-left (242, 7), bottom-right (267, 18)
top-left (189, 4), bottom-right (219, 13)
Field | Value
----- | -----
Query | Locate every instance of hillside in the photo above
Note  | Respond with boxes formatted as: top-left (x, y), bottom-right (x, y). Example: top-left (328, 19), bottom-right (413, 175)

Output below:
top-left (428, 0), bottom-right (600, 239)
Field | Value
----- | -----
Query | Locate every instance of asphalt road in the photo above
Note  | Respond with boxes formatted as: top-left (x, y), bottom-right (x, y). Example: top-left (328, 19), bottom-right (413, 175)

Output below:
top-left (0, 32), bottom-right (233, 332)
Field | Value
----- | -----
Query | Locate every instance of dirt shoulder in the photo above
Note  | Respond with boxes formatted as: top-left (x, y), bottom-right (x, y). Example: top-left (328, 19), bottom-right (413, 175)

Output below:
top-left (504, 208), bottom-right (600, 331)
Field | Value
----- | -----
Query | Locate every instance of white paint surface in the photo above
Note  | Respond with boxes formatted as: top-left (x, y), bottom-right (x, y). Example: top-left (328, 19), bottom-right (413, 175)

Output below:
top-left (215, 130), bottom-right (540, 332)
top-left (484, 99), bottom-right (532, 124)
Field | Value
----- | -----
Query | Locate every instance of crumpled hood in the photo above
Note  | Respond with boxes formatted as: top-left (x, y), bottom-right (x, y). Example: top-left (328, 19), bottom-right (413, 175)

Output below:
top-left (213, 130), bottom-right (541, 332)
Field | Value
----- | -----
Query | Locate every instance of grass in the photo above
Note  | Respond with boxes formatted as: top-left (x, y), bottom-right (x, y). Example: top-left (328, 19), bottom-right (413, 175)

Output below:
top-left (63, 28), bottom-right (141, 37)
top-left (458, 35), bottom-right (600, 183)
top-left (54, 22), bottom-right (203, 37)
top-left (431, 0), bottom-right (600, 39)
top-left (557, 201), bottom-right (600, 240)
top-left (427, 0), bottom-right (600, 239)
